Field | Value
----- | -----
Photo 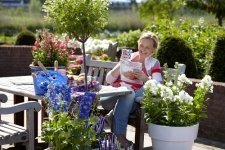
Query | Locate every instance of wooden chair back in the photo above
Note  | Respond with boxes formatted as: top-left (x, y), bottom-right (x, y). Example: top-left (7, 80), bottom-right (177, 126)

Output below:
top-left (106, 42), bottom-right (118, 61)
top-left (81, 54), bottom-right (117, 85)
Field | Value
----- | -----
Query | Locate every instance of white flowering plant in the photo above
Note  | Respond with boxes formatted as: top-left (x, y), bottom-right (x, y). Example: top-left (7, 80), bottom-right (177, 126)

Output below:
top-left (142, 63), bottom-right (213, 126)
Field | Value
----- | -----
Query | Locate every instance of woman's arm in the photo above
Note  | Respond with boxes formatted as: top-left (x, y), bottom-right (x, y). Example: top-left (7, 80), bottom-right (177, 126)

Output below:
top-left (151, 60), bottom-right (163, 83)
top-left (106, 63), bottom-right (120, 84)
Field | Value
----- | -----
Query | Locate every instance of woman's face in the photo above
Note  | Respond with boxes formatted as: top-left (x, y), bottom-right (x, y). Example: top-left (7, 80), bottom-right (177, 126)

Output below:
top-left (138, 38), bottom-right (155, 59)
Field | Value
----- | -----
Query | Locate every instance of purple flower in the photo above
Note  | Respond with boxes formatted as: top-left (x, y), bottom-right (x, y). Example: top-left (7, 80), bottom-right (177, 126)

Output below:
top-left (94, 116), bottom-right (105, 135)
top-left (78, 92), bottom-right (96, 119)
top-left (46, 82), bottom-right (71, 112)
top-left (98, 134), bottom-right (120, 150)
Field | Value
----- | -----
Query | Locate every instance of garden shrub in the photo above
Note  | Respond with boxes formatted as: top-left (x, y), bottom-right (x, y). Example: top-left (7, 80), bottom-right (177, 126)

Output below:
top-left (15, 31), bottom-right (36, 45)
top-left (157, 36), bottom-right (197, 78)
top-left (0, 25), bottom-right (22, 36)
top-left (27, 24), bottom-right (44, 33)
top-left (115, 29), bottom-right (141, 49)
top-left (145, 18), bottom-right (223, 78)
top-left (207, 35), bottom-right (225, 82)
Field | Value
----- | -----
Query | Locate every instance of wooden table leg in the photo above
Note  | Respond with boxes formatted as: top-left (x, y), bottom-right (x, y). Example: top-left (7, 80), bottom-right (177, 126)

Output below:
top-left (14, 95), bottom-right (24, 126)
top-left (28, 98), bottom-right (38, 143)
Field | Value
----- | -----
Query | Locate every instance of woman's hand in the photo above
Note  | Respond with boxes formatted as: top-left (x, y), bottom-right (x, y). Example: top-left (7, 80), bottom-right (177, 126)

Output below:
top-left (123, 71), bottom-right (137, 80)
top-left (133, 69), bottom-right (149, 83)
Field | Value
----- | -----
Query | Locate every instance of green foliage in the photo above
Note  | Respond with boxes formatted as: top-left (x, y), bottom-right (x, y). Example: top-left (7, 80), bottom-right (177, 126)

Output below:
top-left (0, 7), bottom-right (143, 38)
top-left (145, 18), bottom-right (224, 78)
top-left (142, 63), bottom-right (213, 126)
top-left (106, 9), bottom-right (145, 32)
top-left (15, 30), bottom-right (36, 45)
top-left (0, 25), bottom-right (22, 37)
top-left (0, 8), bottom-right (52, 36)
top-left (157, 36), bottom-right (197, 78)
top-left (186, 0), bottom-right (225, 26)
top-left (139, 0), bottom-right (185, 21)
top-left (42, 111), bottom-right (98, 150)
top-left (28, 0), bottom-right (42, 14)
top-left (208, 35), bottom-right (225, 82)
top-left (43, 0), bottom-right (110, 43)
top-left (115, 29), bottom-right (141, 48)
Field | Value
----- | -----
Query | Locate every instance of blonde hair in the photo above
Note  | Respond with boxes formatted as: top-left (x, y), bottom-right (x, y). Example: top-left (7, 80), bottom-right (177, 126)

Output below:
top-left (138, 31), bottom-right (159, 51)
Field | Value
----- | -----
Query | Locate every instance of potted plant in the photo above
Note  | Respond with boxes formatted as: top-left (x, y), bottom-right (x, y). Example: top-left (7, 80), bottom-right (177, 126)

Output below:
top-left (31, 30), bottom-right (79, 72)
top-left (42, 78), bottom-right (101, 150)
top-left (142, 63), bottom-right (213, 150)
top-left (42, 75), bottom-right (123, 149)
top-left (42, 0), bottom-right (109, 90)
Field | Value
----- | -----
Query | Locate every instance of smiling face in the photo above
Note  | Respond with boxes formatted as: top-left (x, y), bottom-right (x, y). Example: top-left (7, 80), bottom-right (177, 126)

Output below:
top-left (138, 38), bottom-right (156, 61)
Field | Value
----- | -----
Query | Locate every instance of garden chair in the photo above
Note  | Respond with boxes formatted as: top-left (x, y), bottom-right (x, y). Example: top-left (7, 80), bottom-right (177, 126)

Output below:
top-left (81, 55), bottom-right (186, 150)
top-left (0, 93), bottom-right (41, 150)
top-left (106, 42), bottom-right (118, 61)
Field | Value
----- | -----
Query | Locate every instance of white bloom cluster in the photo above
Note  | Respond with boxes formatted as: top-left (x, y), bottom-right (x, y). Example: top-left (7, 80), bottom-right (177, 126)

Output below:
top-left (83, 38), bottom-right (113, 53)
top-left (144, 79), bottom-right (158, 95)
top-left (176, 90), bottom-right (193, 104)
top-left (196, 75), bottom-right (213, 93)
top-left (158, 85), bottom-right (173, 101)
top-left (178, 74), bottom-right (192, 85)
top-left (144, 73), bottom-right (195, 104)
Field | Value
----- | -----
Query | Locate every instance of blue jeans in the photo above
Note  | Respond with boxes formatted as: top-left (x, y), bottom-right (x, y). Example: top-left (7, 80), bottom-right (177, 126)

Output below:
top-left (99, 87), bottom-right (144, 134)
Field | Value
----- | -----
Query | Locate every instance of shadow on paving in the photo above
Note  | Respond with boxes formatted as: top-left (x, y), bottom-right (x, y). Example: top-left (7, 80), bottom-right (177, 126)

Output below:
top-left (2, 143), bottom-right (48, 150)
top-left (195, 137), bottom-right (225, 149)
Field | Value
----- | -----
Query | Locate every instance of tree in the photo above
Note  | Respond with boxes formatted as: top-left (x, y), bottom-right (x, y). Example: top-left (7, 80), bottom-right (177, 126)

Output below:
top-left (43, 0), bottom-right (109, 89)
top-left (139, 0), bottom-right (185, 21)
top-left (186, 0), bottom-right (225, 26)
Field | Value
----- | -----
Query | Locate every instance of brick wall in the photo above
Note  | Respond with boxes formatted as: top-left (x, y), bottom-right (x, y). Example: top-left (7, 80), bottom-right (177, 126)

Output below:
top-left (188, 79), bottom-right (225, 143)
top-left (0, 46), bottom-right (33, 77)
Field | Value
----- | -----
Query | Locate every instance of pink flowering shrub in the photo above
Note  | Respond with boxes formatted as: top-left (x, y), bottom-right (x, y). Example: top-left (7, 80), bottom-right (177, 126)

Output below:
top-left (32, 30), bottom-right (78, 67)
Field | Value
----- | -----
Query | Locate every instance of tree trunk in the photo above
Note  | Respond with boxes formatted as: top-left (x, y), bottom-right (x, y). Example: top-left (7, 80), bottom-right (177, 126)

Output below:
top-left (82, 42), bottom-right (88, 90)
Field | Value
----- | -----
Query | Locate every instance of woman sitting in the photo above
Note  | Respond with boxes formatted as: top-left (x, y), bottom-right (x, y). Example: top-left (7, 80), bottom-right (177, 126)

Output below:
top-left (100, 31), bottom-right (163, 149)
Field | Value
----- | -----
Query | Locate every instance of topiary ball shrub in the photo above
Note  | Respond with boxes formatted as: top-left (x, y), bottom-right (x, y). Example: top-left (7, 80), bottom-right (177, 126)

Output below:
top-left (15, 31), bottom-right (36, 45)
top-left (208, 35), bottom-right (225, 82)
top-left (157, 36), bottom-right (197, 78)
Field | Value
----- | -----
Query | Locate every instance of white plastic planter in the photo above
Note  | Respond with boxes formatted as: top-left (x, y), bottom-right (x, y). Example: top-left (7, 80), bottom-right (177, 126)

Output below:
top-left (148, 123), bottom-right (199, 150)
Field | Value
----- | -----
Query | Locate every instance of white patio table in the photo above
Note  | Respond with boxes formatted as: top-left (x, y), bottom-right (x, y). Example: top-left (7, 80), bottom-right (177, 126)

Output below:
top-left (0, 76), bottom-right (132, 141)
